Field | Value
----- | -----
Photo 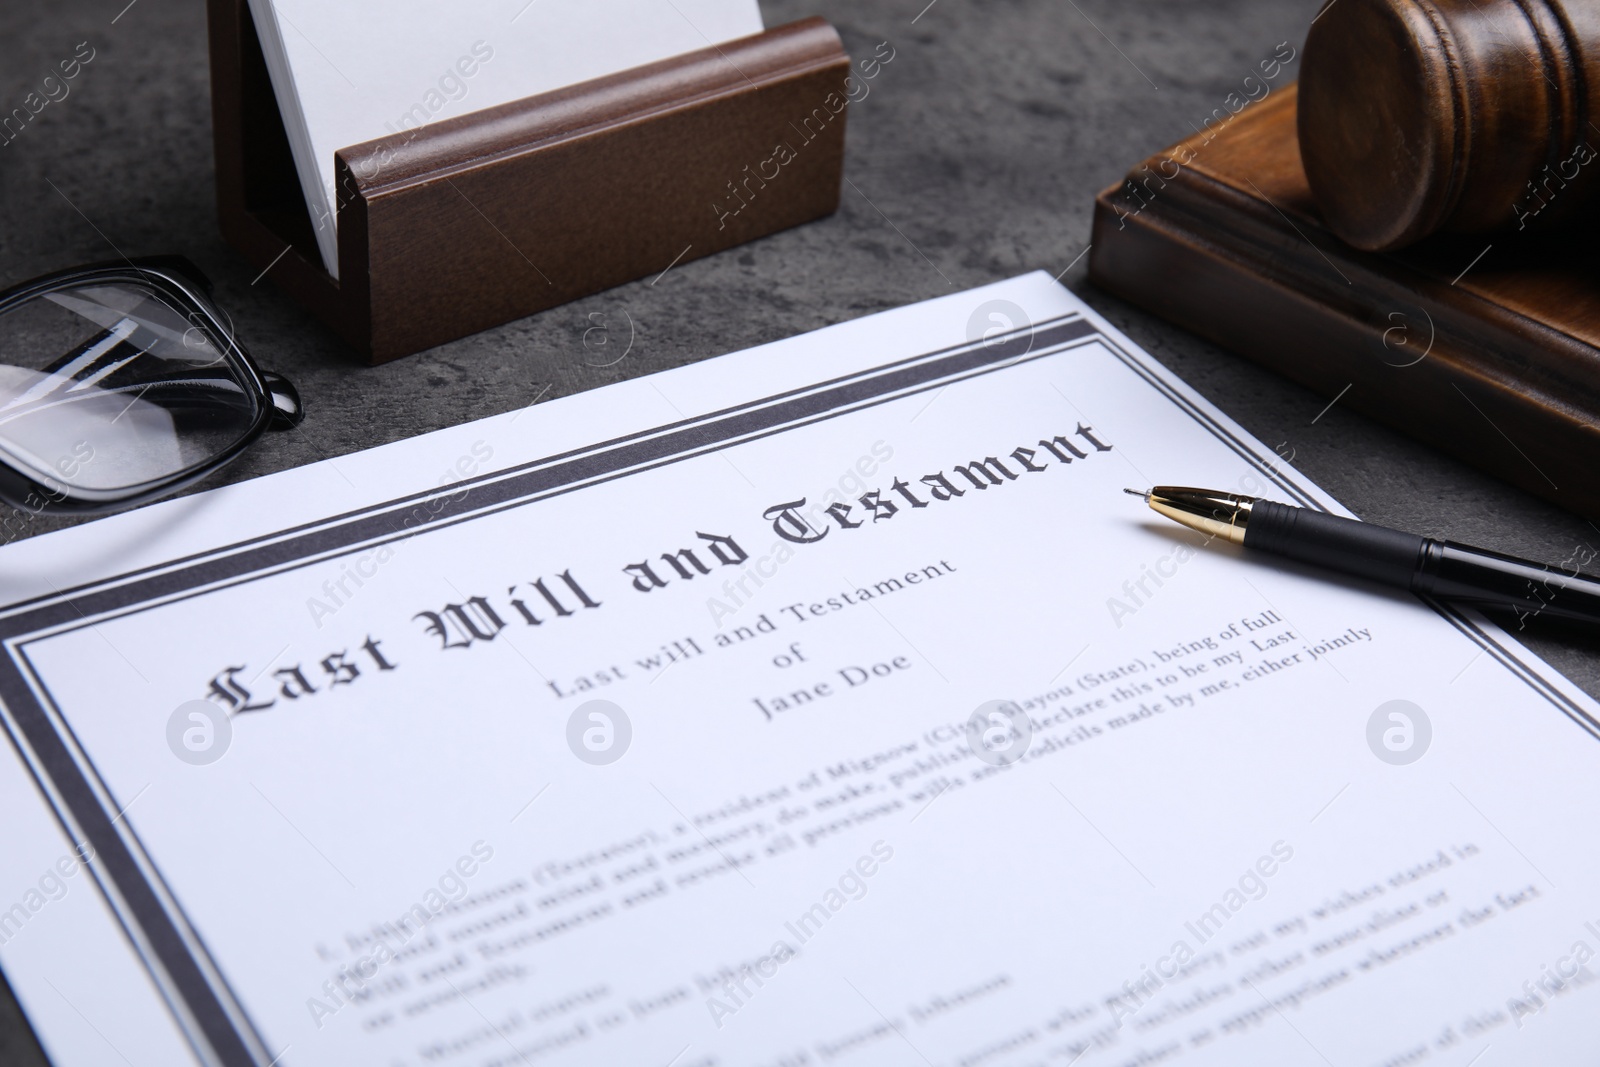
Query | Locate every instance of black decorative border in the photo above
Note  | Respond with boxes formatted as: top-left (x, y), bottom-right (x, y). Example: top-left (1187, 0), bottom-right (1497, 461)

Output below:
top-left (0, 311), bottom-right (1590, 1067)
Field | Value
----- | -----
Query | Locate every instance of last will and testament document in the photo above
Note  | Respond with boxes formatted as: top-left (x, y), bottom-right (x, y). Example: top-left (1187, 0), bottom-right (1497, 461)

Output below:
top-left (0, 273), bottom-right (1597, 1067)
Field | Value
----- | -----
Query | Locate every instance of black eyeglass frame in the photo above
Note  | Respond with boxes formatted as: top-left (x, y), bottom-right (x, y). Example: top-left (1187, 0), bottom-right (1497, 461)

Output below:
top-left (0, 256), bottom-right (301, 517)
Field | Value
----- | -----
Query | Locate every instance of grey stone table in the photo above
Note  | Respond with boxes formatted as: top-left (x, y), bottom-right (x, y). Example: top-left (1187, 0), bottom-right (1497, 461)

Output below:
top-left (1, 0), bottom-right (1595, 1061)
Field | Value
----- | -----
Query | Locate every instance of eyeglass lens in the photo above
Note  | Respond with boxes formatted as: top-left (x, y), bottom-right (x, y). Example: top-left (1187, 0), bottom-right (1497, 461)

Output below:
top-left (0, 281), bottom-right (262, 503)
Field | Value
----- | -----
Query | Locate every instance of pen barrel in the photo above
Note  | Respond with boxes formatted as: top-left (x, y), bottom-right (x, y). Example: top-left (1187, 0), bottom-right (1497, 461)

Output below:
top-left (1414, 541), bottom-right (1600, 624)
top-left (1244, 501), bottom-right (1425, 588)
top-left (1246, 501), bottom-right (1600, 625)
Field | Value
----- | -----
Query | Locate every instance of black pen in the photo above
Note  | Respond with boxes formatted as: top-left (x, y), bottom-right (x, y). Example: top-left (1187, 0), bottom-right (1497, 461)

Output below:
top-left (1129, 486), bottom-right (1600, 626)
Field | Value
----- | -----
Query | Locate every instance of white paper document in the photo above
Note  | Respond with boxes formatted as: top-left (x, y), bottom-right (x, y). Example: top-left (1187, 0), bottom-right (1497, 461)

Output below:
top-left (246, 0), bottom-right (765, 276)
top-left (2, 273), bottom-right (1599, 1067)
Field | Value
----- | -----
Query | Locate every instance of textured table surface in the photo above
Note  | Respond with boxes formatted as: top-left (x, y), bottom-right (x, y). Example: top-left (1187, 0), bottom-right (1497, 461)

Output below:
top-left (2, 0), bottom-right (1597, 1062)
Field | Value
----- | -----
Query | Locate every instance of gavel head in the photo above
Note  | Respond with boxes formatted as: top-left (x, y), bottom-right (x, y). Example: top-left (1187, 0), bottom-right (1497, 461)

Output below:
top-left (1298, 0), bottom-right (1600, 251)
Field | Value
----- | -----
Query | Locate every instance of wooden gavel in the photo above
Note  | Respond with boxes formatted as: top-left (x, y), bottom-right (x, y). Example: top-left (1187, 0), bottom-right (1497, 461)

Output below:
top-left (1298, 0), bottom-right (1600, 250)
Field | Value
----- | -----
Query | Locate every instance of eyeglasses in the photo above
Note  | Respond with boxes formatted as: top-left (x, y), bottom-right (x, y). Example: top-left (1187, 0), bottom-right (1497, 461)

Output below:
top-left (0, 256), bottom-right (301, 516)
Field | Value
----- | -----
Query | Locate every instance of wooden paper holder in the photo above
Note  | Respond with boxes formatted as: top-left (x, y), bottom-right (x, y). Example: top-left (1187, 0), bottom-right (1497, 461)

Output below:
top-left (205, 2), bottom-right (851, 363)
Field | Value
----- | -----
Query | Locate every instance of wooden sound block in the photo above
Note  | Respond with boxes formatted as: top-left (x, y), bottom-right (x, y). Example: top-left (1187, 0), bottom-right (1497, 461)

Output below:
top-left (1089, 84), bottom-right (1600, 521)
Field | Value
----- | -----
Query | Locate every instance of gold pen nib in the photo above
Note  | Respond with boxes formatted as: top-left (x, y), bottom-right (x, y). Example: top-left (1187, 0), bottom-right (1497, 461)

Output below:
top-left (1138, 486), bottom-right (1257, 545)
